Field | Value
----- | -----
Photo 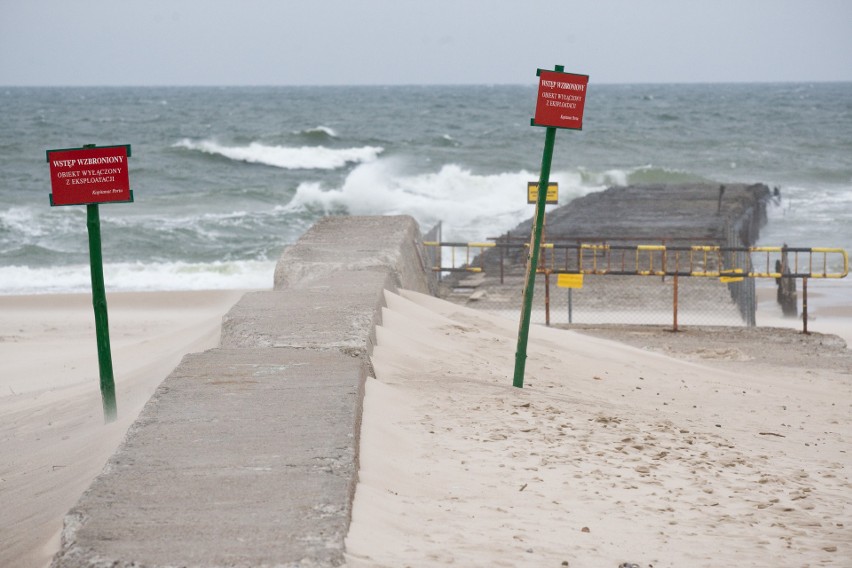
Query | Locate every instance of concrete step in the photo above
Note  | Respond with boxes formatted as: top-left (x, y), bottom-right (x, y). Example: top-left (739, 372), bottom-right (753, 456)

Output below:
top-left (53, 347), bottom-right (365, 567)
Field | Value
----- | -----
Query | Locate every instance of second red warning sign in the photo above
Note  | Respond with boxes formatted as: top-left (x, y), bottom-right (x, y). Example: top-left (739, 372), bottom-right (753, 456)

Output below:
top-left (532, 70), bottom-right (589, 130)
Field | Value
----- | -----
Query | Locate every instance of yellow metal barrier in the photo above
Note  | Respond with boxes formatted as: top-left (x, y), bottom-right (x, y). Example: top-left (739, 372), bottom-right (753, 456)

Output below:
top-left (748, 246), bottom-right (848, 279)
top-left (569, 244), bottom-right (848, 279)
top-left (423, 241), bottom-right (848, 279)
top-left (423, 241), bottom-right (495, 273)
top-left (423, 240), bottom-right (847, 334)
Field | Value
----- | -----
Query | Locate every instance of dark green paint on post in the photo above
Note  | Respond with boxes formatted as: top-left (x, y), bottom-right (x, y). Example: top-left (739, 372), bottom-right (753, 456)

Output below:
top-left (87, 202), bottom-right (117, 422)
top-left (513, 65), bottom-right (564, 389)
top-left (79, 143), bottom-right (117, 423)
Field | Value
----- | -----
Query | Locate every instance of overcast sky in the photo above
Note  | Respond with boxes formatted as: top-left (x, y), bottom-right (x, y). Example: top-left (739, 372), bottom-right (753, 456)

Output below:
top-left (2, 0), bottom-right (850, 86)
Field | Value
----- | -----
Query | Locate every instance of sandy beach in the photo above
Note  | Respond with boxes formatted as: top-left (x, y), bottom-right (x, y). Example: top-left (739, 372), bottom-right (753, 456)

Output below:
top-left (345, 290), bottom-right (851, 567)
top-left (0, 290), bottom-right (246, 568)
top-left (2, 285), bottom-right (850, 567)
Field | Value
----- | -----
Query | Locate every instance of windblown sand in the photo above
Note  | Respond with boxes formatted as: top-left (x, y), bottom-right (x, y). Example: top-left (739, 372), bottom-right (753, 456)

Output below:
top-left (0, 290), bottom-right (245, 568)
top-left (345, 290), bottom-right (851, 567)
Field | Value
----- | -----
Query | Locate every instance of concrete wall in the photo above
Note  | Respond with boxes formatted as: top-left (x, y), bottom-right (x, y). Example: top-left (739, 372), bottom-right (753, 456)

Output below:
top-left (52, 215), bottom-right (432, 568)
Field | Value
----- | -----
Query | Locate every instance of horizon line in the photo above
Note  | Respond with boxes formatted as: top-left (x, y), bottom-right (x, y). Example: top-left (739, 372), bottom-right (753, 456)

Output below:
top-left (2, 79), bottom-right (852, 89)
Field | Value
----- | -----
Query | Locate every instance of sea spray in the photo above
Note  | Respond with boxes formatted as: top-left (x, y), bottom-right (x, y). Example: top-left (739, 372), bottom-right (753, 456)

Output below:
top-left (284, 160), bottom-right (606, 242)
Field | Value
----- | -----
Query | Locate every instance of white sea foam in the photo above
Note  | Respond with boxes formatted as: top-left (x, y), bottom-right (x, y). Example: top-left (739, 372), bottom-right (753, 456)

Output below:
top-left (294, 125), bottom-right (338, 137)
top-left (173, 139), bottom-right (382, 170)
top-left (282, 159), bottom-right (608, 242)
top-left (0, 260), bottom-right (275, 295)
top-left (0, 206), bottom-right (83, 239)
top-left (0, 207), bottom-right (46, 239)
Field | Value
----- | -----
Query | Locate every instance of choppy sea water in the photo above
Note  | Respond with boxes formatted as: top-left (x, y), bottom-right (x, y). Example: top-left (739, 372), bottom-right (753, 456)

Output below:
top-left (1, 83), bottom-right (850, 297)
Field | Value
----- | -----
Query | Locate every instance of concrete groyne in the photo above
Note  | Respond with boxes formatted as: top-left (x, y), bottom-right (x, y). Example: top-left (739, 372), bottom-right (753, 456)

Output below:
top-left (505, 182), bottom-right (771, 254)
top-left (442, 183), bottom-right (772, 327)
top-left (51, 215), bottom-right (433, 568)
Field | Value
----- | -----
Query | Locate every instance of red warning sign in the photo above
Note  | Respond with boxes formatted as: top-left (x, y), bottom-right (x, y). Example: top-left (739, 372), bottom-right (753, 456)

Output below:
top-left (532, 70), bottom-right (589, 130)
top-left (47, 145), bottom-right (132, 206)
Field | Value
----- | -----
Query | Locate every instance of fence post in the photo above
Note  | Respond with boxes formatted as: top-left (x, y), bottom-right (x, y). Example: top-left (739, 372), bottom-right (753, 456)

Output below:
top-left (568, 288), bottom-right (573, 324)
top-left (436, 222), bottom-right (443, 283)
top-left (802, 276), bottom-right (809, 334)
top-left (500, 233), bottom-right (505, 284)
top-left (672, 272), bottom-right (679, 332)
top-left (545, 270), bottom-right (551, 326)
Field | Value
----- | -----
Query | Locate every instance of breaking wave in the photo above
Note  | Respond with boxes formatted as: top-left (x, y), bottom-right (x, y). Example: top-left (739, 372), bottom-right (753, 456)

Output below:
top-left (281, 159), bottom-right (610, 242)
top-left (173, 139), bottom-right (382, 170)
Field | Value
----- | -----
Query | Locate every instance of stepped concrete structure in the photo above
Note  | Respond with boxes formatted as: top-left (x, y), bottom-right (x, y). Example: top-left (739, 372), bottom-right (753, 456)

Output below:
top-left (51, 215), bottom-right (434, 568)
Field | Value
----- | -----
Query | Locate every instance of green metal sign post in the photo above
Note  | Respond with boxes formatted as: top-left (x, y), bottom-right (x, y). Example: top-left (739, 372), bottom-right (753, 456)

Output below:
top-left (513, 126), bottom-right (556, 388)
top-left (513, 66), bottom-right (588, 388)
top-left (47, 143), bottom-right (133, 423)
top-left (86, 202), bottom-right (117, 422)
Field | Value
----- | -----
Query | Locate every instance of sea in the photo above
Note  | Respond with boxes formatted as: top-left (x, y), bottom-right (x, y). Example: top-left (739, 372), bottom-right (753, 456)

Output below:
top-left (1, 83), bottom-right (850, 299)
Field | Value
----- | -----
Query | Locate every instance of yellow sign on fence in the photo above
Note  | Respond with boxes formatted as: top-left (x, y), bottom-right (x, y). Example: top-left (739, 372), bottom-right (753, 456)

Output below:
top-left (527, 182), bottom-right (559, 204)
top-left (557, 273), bottom-right (584, 288)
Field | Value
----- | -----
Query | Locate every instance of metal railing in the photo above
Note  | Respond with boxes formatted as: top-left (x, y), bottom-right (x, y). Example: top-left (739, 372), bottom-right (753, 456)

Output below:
top-left (424, 240), bottom-right (848, 333)
top-left (424, 241), bottom-right (848, 279)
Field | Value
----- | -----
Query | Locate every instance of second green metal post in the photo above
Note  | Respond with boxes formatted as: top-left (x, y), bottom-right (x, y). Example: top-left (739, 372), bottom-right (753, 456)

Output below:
top-left (513, 125), bottom-right (557, 388)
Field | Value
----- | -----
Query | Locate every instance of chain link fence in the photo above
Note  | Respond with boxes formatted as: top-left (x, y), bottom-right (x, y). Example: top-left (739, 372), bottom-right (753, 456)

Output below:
top-left (441, 272), bottom-right (747, 327)
top-left (427, 231), bottom-right (847, 329)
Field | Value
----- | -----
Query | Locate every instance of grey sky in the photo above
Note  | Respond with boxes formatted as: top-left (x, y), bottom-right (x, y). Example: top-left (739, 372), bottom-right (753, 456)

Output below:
top-left (2, 0), bottom-right (850, 86)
